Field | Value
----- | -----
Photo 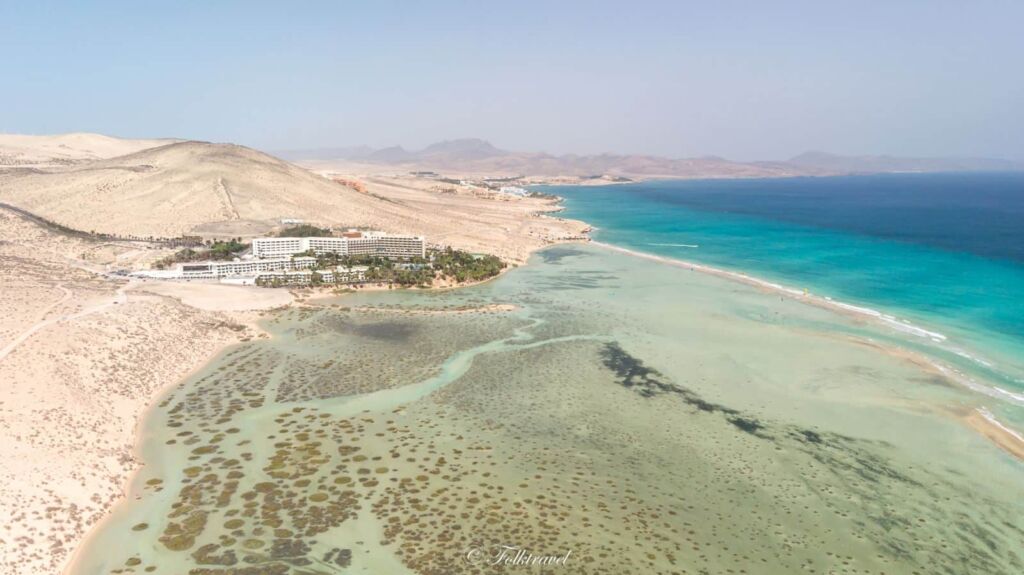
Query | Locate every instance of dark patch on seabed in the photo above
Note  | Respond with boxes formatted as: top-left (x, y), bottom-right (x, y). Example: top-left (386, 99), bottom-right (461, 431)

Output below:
top-left (597, 341), bottom-right (931, 480)
top-left (538, 245), bottom-right (587, 264)
top-left (598, 341), bottom-right (1024, 573)
top-left (534, 271), bottom-right (618, 291)
top-left (348, 320), bottom-right (419, 341)
top-left (321, 316), bottom-right (419, 341)
top-left (598, 341), bottom-right (771, 438)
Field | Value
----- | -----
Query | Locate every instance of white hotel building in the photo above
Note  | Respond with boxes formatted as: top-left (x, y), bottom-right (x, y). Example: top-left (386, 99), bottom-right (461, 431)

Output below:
top-left (178, 256), bottom-right (317, 279)
top-left (252, 232), bottom-right (426, 260)
top-left (133, 231), bottom-right (426, 283)
top-left (252, 266), bottom-right (368, 286)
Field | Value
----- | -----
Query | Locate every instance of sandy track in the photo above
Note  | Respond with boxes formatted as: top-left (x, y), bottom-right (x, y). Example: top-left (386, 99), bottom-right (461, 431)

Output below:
top-left (0, 283), bottom-right (129, 364)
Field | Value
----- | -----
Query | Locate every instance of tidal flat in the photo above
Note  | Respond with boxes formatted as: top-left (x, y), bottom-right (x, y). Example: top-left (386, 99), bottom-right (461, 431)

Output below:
top-left (70, 244), bottom-right (1024, 575)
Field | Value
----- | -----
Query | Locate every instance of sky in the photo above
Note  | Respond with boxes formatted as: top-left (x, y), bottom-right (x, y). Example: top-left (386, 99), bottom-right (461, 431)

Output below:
top-left (2, 1), bottom-right (1022, 161)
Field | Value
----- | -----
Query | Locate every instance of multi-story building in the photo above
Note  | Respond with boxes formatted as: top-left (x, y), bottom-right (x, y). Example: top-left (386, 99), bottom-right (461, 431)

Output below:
top-left (178, 256), bottom-right (317, 279)
top-left (253, 266), bottom-right (368, 286)
top-left (306, 237), bottom-right (351, 255)
top-left (346, 233), bottom-right (426, 259)
top-left (251, 232), bottom-right (425, 260)
top-left (250, 237), bottom-right (305, 259)
top-left (137, 231), bottom-right (424, 283)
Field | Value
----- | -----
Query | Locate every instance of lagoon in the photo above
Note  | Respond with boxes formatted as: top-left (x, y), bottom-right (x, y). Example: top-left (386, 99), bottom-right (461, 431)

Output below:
top-left (70, 243), bottom-right (1023, 574)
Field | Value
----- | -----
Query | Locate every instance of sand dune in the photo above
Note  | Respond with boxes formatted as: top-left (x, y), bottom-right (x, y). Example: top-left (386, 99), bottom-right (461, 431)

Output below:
top-left (0, 132), bottom-right (176, 168)
top-left (0, 135), bottom-right (587, 263)
top-left (0, 141), bottom-right (381, 238)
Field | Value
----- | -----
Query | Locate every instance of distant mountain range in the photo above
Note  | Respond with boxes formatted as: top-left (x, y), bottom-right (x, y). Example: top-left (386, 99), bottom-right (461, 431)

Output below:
top-left (784, 151), bottom-right (1024, 174)
top-left (278, 139), bottom-right (1024, 179)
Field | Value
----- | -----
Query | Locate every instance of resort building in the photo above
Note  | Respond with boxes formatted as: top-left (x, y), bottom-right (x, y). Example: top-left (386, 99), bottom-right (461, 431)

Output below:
top-left (177, 256), bottom-right (317, 279)
top-left (134, 230), bottom-right (425, 285)
top-left (252, 231), bottom-right (425, 259)
top-left (251, 237), bottom-right (305, 258)
top-left (252, 266), bottom-right (368, 287)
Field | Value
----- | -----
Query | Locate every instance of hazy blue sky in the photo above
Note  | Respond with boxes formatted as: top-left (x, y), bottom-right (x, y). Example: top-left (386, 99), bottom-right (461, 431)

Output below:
top-left (2, 1), bottom-right (1022, 160)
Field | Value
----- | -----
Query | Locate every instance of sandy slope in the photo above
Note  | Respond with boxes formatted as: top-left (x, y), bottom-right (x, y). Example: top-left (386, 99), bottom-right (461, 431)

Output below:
top-left (0, 133), bottom-right (176, 168)
top-left (0, 207), bottom-right (292, 575)
top-left (0, 137), bottom-right (587, 263)
top-left (0, 141), bottom-right (380, 238)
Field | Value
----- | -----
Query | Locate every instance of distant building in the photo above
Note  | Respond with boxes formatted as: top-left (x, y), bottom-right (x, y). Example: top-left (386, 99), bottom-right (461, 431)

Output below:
top-left (499, 186), bottom-right (529, 196)
top-left (252, 231), bottom-right (425, 259)
top-left (177, 256), bottom-right (317, 279)
top-left (252, 266), bottom-right (368, 286)
top-left (133, 230), bottom-right (425, 284)
top-left (251, 237), bottom-right (305, 258)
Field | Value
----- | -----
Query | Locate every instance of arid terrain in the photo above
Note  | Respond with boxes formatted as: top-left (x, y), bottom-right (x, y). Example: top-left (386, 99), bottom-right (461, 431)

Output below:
top-left (0, 203), bottom-right (302, 574)
top-left (0, 133), bottom-right (589, 574)
top-left (0, 134), bottom-right (588, 264)
top-left (0, 133), bottom-right (180, 168)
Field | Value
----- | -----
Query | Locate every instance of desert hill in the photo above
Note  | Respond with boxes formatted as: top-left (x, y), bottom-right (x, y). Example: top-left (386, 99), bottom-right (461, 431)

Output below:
top-left (0, 132), bottom-right (177, 168)
top-left (0, 140), bottom-right (408, 238)
top-left (0, 135), bottom-right (586, 262)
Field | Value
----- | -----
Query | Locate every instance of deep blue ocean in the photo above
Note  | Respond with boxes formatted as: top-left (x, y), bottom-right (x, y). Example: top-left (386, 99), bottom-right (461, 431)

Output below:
top-left (542, 173), bottom-right (1024, 417)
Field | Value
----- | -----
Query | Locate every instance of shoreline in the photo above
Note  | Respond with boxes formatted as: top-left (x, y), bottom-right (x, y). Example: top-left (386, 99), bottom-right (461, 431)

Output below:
top-left (322, 303), bottom-right (518, 315)
top-left (62, 330), bottom-right (255, 574)
top-left (588, 239), bottom-right (1024, 461)
top-left (53, 198), bottom-right (1023, 572)
top-left (59, 286), bottom-right (286, 575)
top-left (58, 226), bottom-right (1023, 574)
top-left (966, 408), bottom-right (1024, 461)
top-left (58, 261), bottom-right (515, 573)
top-left (59, 243), bottom-right (533, 572)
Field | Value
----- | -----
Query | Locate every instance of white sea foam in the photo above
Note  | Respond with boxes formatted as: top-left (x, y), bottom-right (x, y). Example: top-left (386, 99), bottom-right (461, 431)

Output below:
top-left (976, 407), bottom-right (1024, 443)
top-left (591, 240), bottom-right (1024, 408)
top-left (920, 360), bottom-right (1024, 407)
top-left (595, 241), bottom-right (948, 341)
top-left (953, 348), bottom-right (995, 369)
top-left (993, 387), bottom-right (1024, 403)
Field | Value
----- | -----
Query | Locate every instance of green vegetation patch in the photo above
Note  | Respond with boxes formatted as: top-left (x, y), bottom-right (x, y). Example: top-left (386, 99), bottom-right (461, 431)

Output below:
top-left (154, 239), bottom-right (249, 269)
top-left (277, 224), bottom-right (332, 237)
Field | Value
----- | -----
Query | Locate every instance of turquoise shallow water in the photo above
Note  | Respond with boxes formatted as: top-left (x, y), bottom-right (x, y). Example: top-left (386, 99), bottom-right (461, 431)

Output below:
top-left (544, 174), bottom-right (1024, 424)
top-left (71, 244), bottom-right (1024, 574)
